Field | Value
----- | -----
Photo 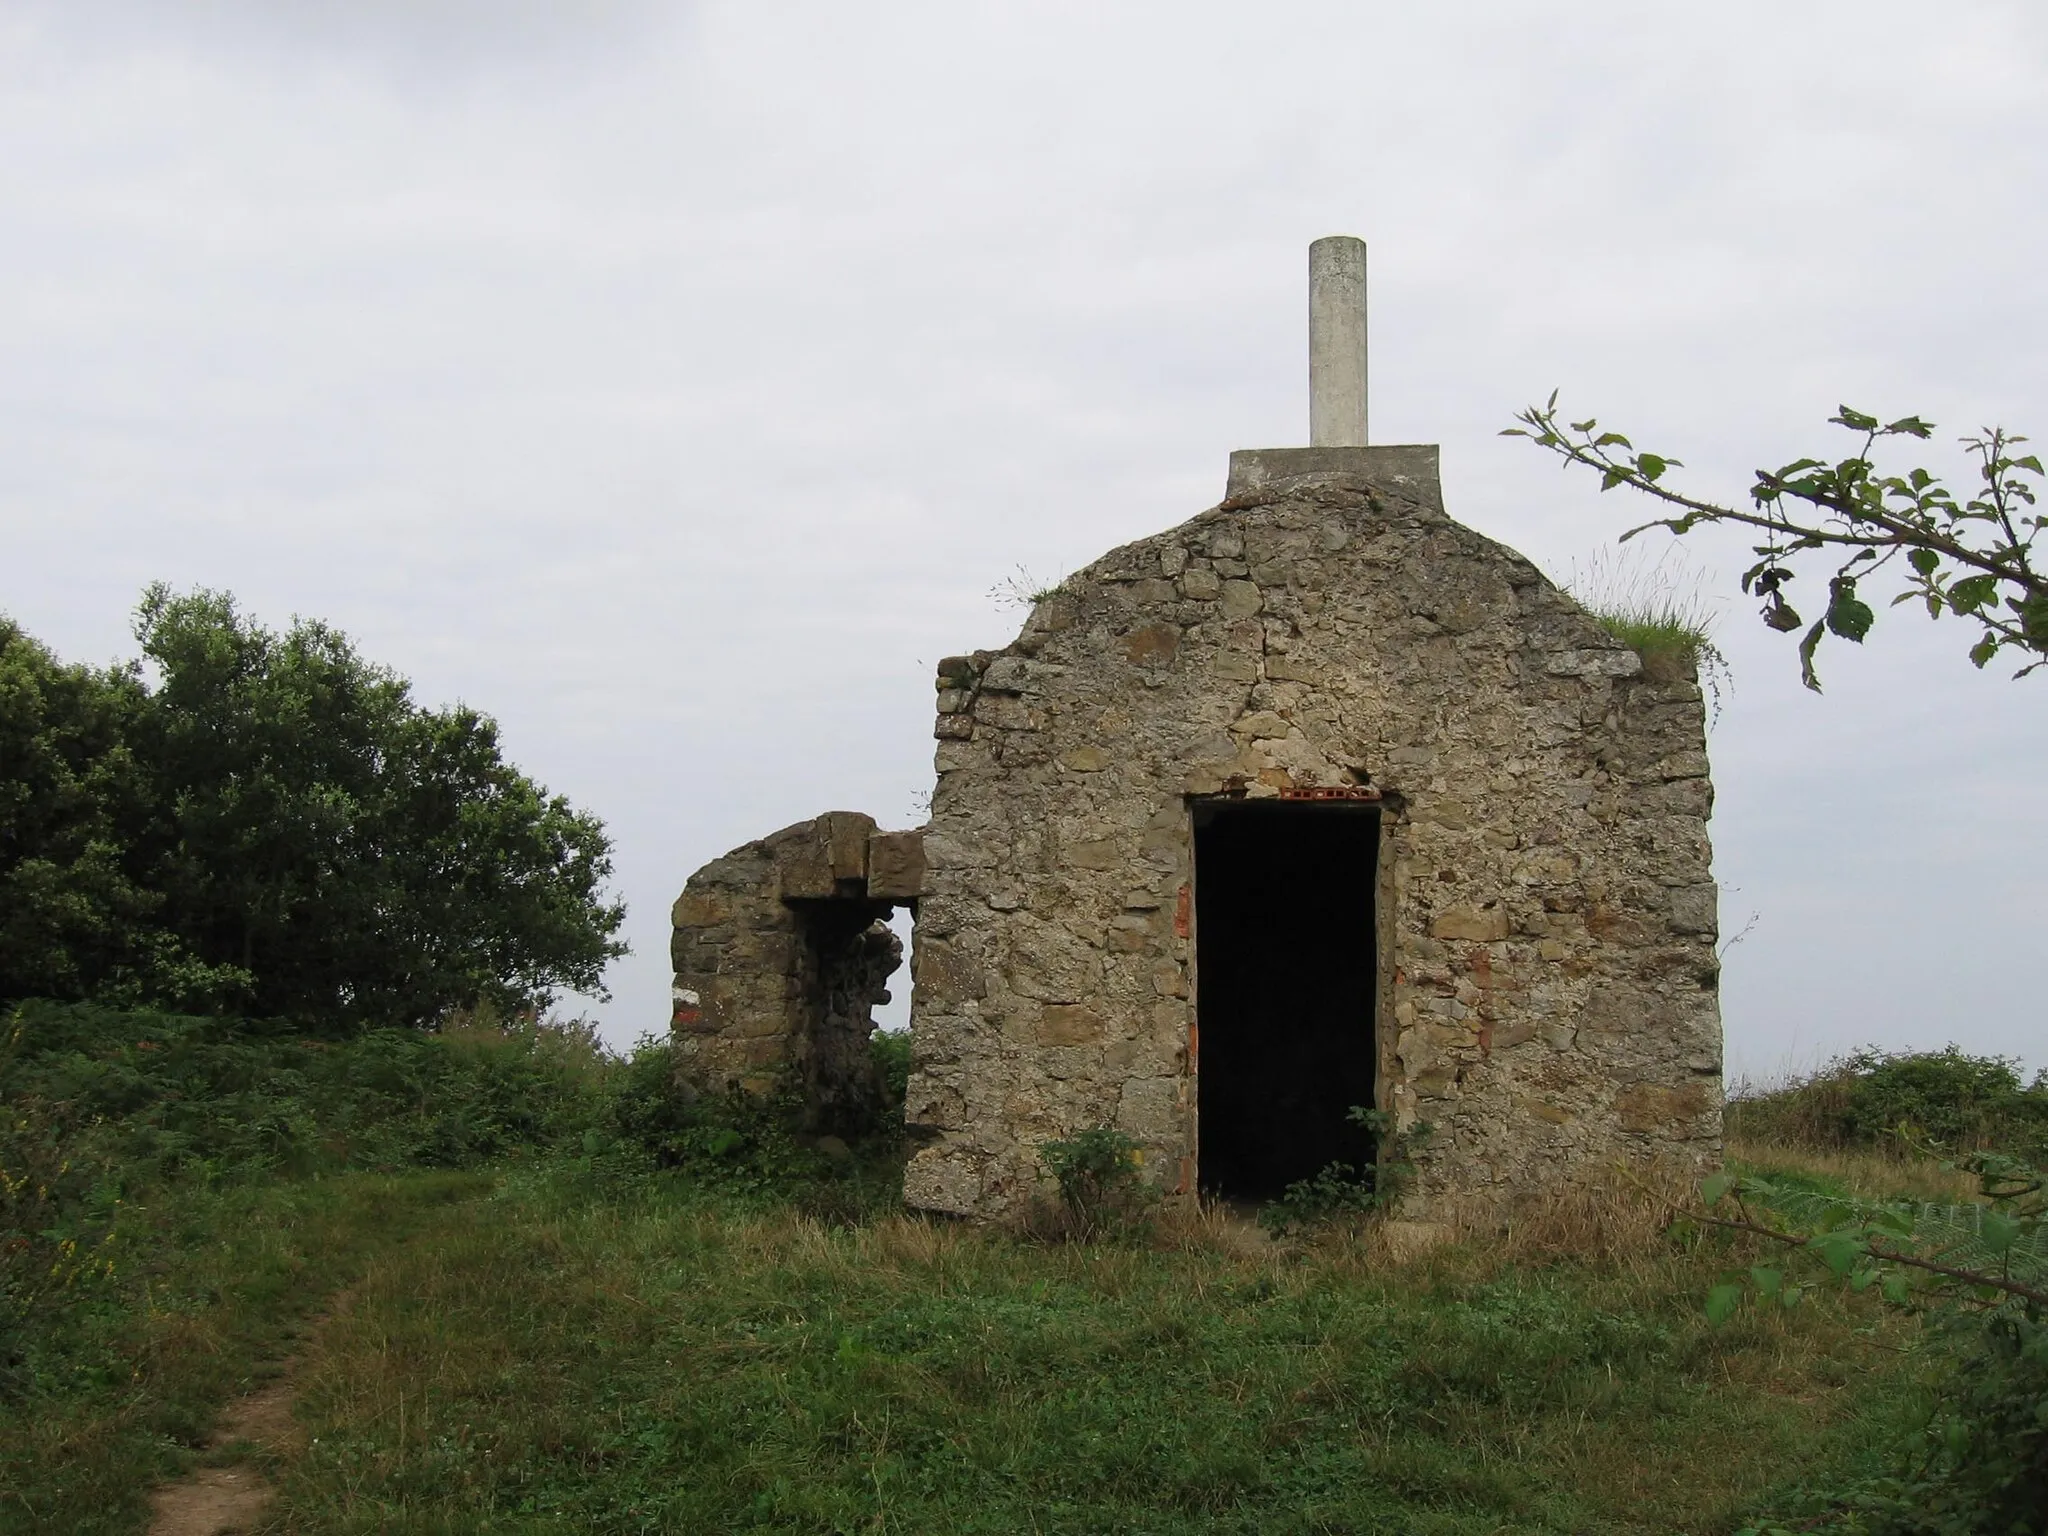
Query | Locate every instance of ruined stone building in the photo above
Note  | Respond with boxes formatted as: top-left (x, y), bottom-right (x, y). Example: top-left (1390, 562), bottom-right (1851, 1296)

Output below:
top-left (670, 238), bottom-right (1723, 1224)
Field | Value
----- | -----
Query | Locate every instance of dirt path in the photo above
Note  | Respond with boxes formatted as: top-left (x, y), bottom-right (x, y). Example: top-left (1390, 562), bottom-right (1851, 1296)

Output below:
top-left (146, 1292), bottom-right (351, 1536)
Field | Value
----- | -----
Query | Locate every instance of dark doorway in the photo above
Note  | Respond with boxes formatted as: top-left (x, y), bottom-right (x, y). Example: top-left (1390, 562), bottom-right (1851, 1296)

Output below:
top-left (1193, 800), bottom-right (1379, 1200)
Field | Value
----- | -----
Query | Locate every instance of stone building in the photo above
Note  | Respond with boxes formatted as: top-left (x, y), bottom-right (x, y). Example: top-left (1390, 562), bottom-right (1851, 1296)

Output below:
top-left (670, 239), bottom-right (1722, 1223)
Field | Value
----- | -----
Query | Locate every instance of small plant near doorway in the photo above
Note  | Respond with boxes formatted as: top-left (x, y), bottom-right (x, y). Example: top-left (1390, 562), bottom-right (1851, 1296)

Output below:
top-left (1036, 1126), bottom-right (1154, 1239)
top-left (1258, 1109), bottom-right (1434, 1237)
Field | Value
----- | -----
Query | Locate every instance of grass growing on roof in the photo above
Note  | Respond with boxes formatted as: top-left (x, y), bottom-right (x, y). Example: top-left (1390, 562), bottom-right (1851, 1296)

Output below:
top-left (1564, 543), bottom-right (1730, 697)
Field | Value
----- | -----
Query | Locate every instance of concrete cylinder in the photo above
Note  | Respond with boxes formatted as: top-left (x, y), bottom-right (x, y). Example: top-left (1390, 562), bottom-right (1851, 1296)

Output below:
top-left (1308, 236), bottom-right (1368, 447)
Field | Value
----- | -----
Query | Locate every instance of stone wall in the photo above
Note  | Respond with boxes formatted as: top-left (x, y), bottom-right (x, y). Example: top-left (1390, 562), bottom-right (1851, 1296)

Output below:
top-left (670, 812), bottom-right (924, 1131)
top-left (901, 447), bottom-right (1722, 1222)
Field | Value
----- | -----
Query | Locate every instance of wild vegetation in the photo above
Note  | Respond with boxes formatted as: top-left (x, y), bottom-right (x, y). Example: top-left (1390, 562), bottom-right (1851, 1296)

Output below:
top-left (0, 589), bottom-right (624, 1026)
top-left (6, 1016), bottom-right (2043, 1535)
top-left (1563, 544), bottom-right (1732, 706)
top-left (1509, 400), bottom-right (2046, 687)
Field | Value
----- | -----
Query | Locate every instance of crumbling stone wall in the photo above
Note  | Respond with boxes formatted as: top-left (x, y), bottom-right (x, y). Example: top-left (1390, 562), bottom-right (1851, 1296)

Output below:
top-left (670, 811), bottom-right (925, 1132)
top-left (901, 446), bottom-right (1721, 1222)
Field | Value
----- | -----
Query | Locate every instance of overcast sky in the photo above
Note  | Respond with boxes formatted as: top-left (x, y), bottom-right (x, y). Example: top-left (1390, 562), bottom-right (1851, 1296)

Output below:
top-left (3, 1), bottom-right (2043, 1082)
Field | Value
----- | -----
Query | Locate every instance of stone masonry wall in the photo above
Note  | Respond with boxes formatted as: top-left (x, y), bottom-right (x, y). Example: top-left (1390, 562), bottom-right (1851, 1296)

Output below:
top-left (901, 449), bottom-right (1722, 1222)
top-left (670, 812), bottom-right (925, 1131)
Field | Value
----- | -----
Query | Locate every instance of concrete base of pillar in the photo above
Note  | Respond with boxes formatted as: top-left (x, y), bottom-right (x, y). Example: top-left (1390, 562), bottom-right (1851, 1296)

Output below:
top-left (1225, 444), bottom-right (1440, 500)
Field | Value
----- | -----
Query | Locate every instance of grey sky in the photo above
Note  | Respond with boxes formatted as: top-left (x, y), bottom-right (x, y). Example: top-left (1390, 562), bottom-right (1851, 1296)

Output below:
top-left (3, 2), bottom-right (2042, 1080)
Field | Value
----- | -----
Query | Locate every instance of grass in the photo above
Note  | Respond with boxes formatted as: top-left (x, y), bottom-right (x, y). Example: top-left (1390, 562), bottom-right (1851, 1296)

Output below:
top-left (255, 1163), bottom-right (1919, 1535)
top-left (9, 1015), bottom-right (2026, 1534)
top-left (0, 1170), bottom-right (490, 1534)
top-left (1563, 543), bottom-right (1730, 695)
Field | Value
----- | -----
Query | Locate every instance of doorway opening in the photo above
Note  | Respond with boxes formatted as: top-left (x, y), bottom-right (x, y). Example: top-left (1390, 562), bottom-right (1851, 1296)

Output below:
top-left (1192, 799), bottom-right (1380, 1201)
top-left (787, 898), bottom-right (903, 1136)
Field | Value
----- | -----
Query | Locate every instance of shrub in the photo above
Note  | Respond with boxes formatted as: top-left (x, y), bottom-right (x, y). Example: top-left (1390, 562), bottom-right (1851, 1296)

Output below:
top-left (1698, 1143), bottom-right (2046, 1532)
top-left (1259, 1108), bottom-right (1432, 1236)
top-left (1730, 1047), bottom-right (2048, 1157)
top-left (2, 1000), bottom-right (610, 1183)
top-left (1037, 1126), bottom-right (1152, 1238)
top-left (869, 1028), bottom-right (912, 1111)
top-left (606, 1036), bottom-right (841, 1197)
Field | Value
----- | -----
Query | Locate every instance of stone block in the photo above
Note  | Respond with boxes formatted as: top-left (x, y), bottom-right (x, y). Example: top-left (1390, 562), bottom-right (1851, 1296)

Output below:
top-left (1066, 838), bottom-right (1121, 871)
top-left (673, 890), bottom-right (733, 927)
top-left (981, 655), bottom-right (1031, 692)
top-left (1124, 624), bottom-right (1180, 665)
top-left (778, 841), bottom-right (835, 899)
top-left (824, 811), bottom-right (876, 884)
top-left (1220, 580), bottom-right (1264, 618)
top-left (1432, 905), bottom-right (1510, 942)
top-left (1614, 1080), bottom-right (1714, 1135)
top-left (1663, 883), bottom-right (1718, 936)
top-left (912, 937), bottom-right (987, 1006)
top-left (1037, 1004), bottom-right (1105, 1046)
top-left (867, 829), bottom-right (928, 900)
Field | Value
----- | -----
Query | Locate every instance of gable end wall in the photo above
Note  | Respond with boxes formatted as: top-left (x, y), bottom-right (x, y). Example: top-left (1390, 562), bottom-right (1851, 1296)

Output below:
top-left (902, 462), bottom-right (1723, 1222)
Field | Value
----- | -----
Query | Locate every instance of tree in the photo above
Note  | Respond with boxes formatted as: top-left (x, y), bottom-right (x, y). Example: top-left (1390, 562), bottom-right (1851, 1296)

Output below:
top-left (130, 585), bottom-right (627, 1028)
top-left (0, 619), bottom-right (239, 1006)
top-left (0, 589), bottom-right (627, 1028)
top-left (1507, 399), bottom-right (2047, 689)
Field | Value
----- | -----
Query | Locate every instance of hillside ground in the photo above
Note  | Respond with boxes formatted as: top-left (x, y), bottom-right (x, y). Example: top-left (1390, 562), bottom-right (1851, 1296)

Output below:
top-left (3, 1007), bottom-right (2023, 1535)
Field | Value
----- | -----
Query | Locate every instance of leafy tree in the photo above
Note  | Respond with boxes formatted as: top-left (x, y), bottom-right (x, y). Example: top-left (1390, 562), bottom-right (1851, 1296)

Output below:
top-left (130, 585), bottom-right (627, 1028)
top-left (0, 589), bottom-right (626, 1028)
top-left (0, 619), bottom-right (230, 1005)
top-left (1507, 399), bottom-right (2046, 688)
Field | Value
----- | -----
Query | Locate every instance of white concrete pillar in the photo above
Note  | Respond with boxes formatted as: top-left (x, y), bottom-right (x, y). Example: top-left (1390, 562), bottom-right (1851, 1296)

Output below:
top-left (1308, 236), bottom-right (1367, 447)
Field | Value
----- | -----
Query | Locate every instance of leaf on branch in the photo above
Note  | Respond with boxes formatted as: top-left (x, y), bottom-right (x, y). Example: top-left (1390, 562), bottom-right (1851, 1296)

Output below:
top-left (1704, 1284), bottom-right (1743, 1326)
top-left (1882, 416), bottom-right (1935, 439)
top-left (1908, 548), bottom-right (1940, 576)
top-left (1600, 467), bottom-right (1631, 491)
top-left (1797, 619), bottom-right (1827, 693)
top-left (1595, 432), bottom-right (1634, 450)
top-left (1824, 579), bottom-right (1875, 643)
top-left (1763, 598), bottom-right (1804, 633)
top-left (1981, 1211), bottom-right (2022, 1254)
top-left (1831, 406), bottom-right (1880, 433)
top-left (1948, 574), bottom-right (1999, 615)
top-left (1816, 1235), bottom-right (1862, 1277)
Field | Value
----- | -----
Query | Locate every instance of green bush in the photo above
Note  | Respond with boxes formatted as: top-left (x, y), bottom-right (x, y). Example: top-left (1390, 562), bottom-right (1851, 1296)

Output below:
top-left (1037, 1126), bottom-right (1152, 1238)
top-left (1730, 1047), bottom-right (2048, 1156)
top-left (1259, 1109), bottom-right (1432, 1236)
top-left (869, 1027), bottom-right (912, 1111)
top-left (1742, 1309), bottom-right (2048, 1535)
top-left (2, 1000), bottom-right (610, 1186)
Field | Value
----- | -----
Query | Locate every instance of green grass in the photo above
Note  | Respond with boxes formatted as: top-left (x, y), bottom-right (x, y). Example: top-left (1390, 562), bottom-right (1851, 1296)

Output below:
top-left (1563, 544), bottom-right (1729, 691)
top-left (261, 1167), bottom-right (1918, 1535)
top-left (0, 1170), bottom-right (491, 1534)
top-left (2, 1007), bottom-right (1999, 1533)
